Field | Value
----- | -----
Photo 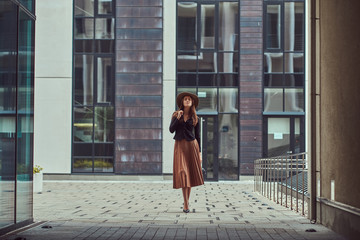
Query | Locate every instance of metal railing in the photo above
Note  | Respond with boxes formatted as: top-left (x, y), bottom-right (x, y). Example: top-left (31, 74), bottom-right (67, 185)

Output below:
top-left (254, 152), bottom-right (309, 217)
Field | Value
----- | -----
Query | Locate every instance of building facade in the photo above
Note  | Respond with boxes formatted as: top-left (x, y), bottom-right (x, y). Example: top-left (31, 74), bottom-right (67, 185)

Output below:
top-left (34, 0), bottom-right (305, 181)
top-left (0, 0), bottom-right (35, 234)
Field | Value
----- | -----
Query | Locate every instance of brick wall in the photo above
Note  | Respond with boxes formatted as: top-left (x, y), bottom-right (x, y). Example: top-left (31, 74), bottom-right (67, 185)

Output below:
top-left (115, 0), bottom-right (163, 174)
top-left (239, 0), bottom-right (263, 175)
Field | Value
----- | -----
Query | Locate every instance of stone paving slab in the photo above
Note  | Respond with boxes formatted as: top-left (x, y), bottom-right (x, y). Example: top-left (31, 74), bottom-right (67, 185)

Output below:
top-left (1, 180), bottom-right (345, 240)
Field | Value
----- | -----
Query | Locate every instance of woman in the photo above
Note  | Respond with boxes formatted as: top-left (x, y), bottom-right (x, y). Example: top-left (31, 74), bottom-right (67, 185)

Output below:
top-left (169, 92), bottom-right (204, 213)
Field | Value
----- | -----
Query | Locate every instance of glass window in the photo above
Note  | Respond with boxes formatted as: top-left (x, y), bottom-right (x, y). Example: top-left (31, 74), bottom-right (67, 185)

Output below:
top-left (197, 88), bottom-right (217, 112)
top-left (218, 52), bottom-right (237, 73)
top-left (198, 52), bottom-right (217, 73)
top-left (177, 74), bottom-right (197, 86)
top-left (284, 88), bottom-right (304, 112)
top-left (94, 158), bottom-right (114, 172)
top-left (265, 5), bottom-right (281, 49)
top-left (95, 18), bottom-right (114, 39)
top-left (73, 158), bottom-right (93, 172)
top-left (198, 73), bottom-right (216, 86)
top-left (74, 55), bottom-right (94, 106)
top-left (94, 107), bottom-right (114, 142)
top-left (75, 18), bottom-right (94, 39)
top-left (218, 114), bottom-right (238, 180)
top-left (200, 4), bottom-right (215, 50)
top-left (264, 88), bottom-right (283, 112)
top-left (219, 73), bottom-right (238, 87)
top-left (16, 9), bottom-right (34, 223)
top-left (98, 0), bottom-right (113, 14)
top-left (219, 88), bottom-right (238, 113)
top-left (97, 57), bottom-right (113, 103)
top-left (267, 118), bottom-right (290, 157)
top-left (285, 2), bottom-right (304, 51)
top-left (177, 2), bottom-right (197, 52)
top-left (0, 117), bottom-right (16, 228)
top-left (73, 107), bottom-right (94, 142)
top-left (264, 52), bottom-right (283, 73)
top-left (219, 2), bottom-right (238, 52)
top-left (285, 53), bottom-right (304, 73)
top-left (264, 74), bottom-right (283, 87)
top-left (75, 0), bottom-right (94, 17)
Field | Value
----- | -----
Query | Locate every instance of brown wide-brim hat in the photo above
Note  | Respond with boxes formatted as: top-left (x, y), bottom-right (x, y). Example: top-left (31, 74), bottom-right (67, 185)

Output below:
top-left (176, 92), bottom-right (199, 109)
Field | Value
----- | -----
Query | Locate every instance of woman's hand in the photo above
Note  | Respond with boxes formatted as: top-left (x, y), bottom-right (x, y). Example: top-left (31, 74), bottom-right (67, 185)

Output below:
top-left (199, 153), bottom-right (202, 163)
top-left (177, 110), bottom-right (183, 119)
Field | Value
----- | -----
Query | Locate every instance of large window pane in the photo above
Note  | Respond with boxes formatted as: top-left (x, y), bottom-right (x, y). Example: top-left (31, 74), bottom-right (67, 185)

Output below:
top-left (197, 88), bottom-right (217, 113)
top-left (285, 53), bottom-right (304, 73)
top-left (200, 4), bottom-right (215, 50)
top-left (0, 117), bottom-right (16, 228)
top-left (264, 52), bottom-right (283, 73)
top-left (97, 58), bottom-right (113, 104)
top-left (94, 107), bottom-right (114, 142)
top-left (74, 55), bottom-right (94, 106)
top-left (94, 158), bottom-right (114, 172)
top-left (98, 0), bottom-right (113, 15)
top-left (16, 9), bottom-right (34, 223)
top-left (267, 118), bottom-right (290, 157)
top-left (73, 158), bottom-right (93, 172)
top-left (264, 88), bottom-right (283, 112)
top-left (219, 52), bottom-right (237, 73)
top-left (177, 2), bottom-right (197, 51)
top-left (75, 18), bottom-right (94, 39)
top-left (218, 114), bottom-right (238, 180)
top-left (198, 52), bottom-right (216, 72)
top-left (95, 18), bottom-right (114, 39)
top-left (285, 2), bottom-right (304, 51)
top-left (284, 88), bottom-right (304, 112)
top-left (219, 88), bottom-right (238, 113)
top-left (75, 0), bottom-right (94, 17)
top-left (219, 74), bottom-right (238, 87)
top-left (73, 107), bottom-right (93, 142)
top-left (177, 74), bottom-right (196, 86)
top-left (265, 5), bottom-right (281, 49)
top-left (198, 73), bottom-right (216, 86)
top-left (219, 2), bottom-right (238, 52)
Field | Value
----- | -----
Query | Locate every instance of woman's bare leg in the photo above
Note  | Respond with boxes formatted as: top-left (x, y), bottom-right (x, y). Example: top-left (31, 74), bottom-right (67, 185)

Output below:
top-left (182, 188), bottom-right (189, 210)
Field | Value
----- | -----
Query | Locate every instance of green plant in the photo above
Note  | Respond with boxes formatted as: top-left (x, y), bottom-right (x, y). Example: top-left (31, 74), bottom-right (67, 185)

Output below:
top-left (33, 165), bottom-right (43, 174)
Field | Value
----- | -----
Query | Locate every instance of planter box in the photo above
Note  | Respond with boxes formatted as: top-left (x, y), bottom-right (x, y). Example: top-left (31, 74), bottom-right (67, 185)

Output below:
top-left (33, 172), bottom-right (43, 193)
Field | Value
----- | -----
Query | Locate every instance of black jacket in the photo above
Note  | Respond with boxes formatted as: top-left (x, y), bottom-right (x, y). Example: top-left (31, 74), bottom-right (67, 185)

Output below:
top-left (169, 116), bottom-right (201, 152)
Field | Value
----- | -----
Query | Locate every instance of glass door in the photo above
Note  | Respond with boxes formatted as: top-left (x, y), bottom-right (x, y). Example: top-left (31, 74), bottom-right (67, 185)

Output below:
top-left (200, 116), bottom-right (218, 181)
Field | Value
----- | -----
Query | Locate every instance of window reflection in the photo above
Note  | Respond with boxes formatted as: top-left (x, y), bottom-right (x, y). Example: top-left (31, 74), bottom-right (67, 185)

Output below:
top-left (75, 0), bottom-right (94, 17)
top-left (95, 18), bottom-right (114, 39)
top-left (265, 5), bottom-right (281, 49)
top-left (75, 18), bottom-right (94, 39)
top-left (264, 88), bottom-right (283, 112)
top-left (219, 88), bottom-right (238, 113)
top-left (74, 55), bottom-right (94, 105)
top-left (284, 88), bottom-right (304, 112)
top-left (197, 88), bottom-right (217, 112)
top-left (285, 2), bottom-right (304, 51)
top-left (97, 57), bottom-right (113, 103)
top-left (267, 118), bottom-right (290, 157)
top-left (94, 107), bottom-right (114, 142)
top-left (219, 114), bottom-right (238, 180)
top-left (98, 0), bottom-right (112, 14)
top-left (73, 107), bottom-right (94, 142)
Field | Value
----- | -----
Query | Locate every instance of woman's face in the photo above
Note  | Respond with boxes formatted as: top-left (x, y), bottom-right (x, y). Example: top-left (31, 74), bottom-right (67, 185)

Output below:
top-left (182, 96), bottom-right (193, 108)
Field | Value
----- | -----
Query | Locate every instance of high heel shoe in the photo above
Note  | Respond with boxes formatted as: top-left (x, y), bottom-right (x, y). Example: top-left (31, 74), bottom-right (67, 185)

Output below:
top-left (183, 209), bottom-right (190, 213)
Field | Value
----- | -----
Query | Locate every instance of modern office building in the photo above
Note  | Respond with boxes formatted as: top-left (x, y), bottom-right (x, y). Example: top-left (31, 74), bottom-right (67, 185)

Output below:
top-left (0, 0), bottom-right (35, 234)
top-left (33, 0), bottom-right (306, 181)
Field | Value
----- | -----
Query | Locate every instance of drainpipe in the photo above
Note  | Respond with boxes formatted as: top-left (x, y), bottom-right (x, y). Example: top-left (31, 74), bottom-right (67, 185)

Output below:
top-left (310, 0), bottom-right (317, 222)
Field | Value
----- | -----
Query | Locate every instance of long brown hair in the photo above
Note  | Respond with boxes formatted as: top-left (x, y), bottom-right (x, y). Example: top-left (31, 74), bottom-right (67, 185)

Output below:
top-left (172, 96), bottom-right (198, 126)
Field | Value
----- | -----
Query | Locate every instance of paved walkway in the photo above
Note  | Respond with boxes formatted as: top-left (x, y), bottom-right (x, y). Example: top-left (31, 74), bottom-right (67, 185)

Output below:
top-left (1, 180), bottom-right (345, 240)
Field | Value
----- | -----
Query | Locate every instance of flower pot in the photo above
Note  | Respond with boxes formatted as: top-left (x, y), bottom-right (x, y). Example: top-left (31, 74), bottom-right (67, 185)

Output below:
top-left (33, 172), bottom-right (43, 193)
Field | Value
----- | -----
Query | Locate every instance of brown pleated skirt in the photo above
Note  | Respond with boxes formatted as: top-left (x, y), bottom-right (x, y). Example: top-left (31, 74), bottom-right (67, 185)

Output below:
top-left (173, 139), bottom-right (204, 189)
